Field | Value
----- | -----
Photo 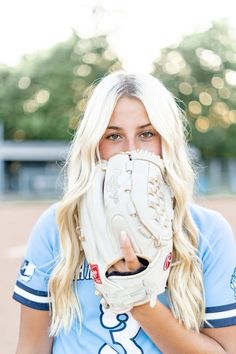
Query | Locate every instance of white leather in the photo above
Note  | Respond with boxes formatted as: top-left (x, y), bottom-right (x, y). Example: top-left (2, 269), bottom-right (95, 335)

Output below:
top-left (79, 150), bottom-right (174, 313)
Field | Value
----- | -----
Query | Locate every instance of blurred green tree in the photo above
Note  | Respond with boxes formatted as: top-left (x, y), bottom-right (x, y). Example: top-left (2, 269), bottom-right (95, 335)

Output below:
top-left (0, 32), bottom-right (121, 140)
top-left (152, 19), bottom-right (236, 158)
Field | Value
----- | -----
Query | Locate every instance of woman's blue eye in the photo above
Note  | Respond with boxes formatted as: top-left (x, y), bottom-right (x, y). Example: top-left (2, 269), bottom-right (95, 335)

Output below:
top-left (106, 134), bottom-right (121, 141)
top-left (141, 131), bottom-right (154, 138)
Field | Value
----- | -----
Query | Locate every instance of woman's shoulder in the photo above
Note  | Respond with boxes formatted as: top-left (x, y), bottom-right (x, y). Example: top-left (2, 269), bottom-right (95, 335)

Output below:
top-left (33, 202), bottom-right (58, 226)
top-left (190, 203), bottom-right (226, 230)
top-left (26, 202), bottom-right (60, 254)
top-left (190, 204), bottom-right (236, 326)
top-left (30, 202), bottom-right (59, 233)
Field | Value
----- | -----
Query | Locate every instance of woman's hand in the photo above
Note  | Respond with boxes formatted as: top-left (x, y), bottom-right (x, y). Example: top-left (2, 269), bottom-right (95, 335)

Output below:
top-left (108, 231), bottom-right (142, 274)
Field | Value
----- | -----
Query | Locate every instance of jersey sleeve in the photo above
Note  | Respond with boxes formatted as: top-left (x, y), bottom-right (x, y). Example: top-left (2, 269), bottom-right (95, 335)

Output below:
top-left (196, 206), bottom-right (236, 328)
top-left (12, 204), bottom-right (59, 311)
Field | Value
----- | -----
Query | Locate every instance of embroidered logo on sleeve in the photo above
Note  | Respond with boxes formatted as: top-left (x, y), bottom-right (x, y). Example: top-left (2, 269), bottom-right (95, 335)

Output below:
top-left (230, 267), bottom-right (236, 299)
top-left (20, 260), bottom-right (36, 282)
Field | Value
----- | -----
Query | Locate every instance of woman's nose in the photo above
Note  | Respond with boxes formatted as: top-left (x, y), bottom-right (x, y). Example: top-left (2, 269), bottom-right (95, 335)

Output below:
top-left (124, 138), bottom-right (139, 152)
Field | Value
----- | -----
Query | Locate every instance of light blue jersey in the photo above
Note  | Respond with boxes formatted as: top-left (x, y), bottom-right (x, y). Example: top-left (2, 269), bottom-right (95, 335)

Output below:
top-left (13, 203), bottom-right (236, 353)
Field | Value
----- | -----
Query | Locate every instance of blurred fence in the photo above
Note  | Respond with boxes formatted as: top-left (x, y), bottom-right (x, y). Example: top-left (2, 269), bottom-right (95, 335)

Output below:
top-left (0, 140), bottom-right (68, 200)
top-left (197, 158), bottom-right (236, 195)
top-left (1, 157), bottom-right (236, 200)
top-left (0, 136), bottom-right (236, 199)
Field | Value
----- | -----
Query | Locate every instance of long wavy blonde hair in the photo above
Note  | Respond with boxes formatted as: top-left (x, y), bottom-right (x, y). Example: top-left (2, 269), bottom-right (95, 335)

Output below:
top-left (49, 71), bottom-right (204, 336)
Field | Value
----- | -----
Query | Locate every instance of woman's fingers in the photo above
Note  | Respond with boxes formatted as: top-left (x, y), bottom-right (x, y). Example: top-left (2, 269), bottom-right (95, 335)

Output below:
top-left (107, 231), bottom-right (141, 274)
top-left (120, 230), bottom-right (140, 271)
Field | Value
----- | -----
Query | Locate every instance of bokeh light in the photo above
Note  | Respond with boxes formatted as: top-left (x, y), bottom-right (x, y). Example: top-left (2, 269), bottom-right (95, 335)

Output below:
top-left (195, 116), bottom-right (210, 132)
top-left (225, 69), bottom-right (236, 86)
top-left (179, 82), bottom-right (193, 95)
top-left (196, 48), bottom-right (222, 71)
top-left (188, 101), bottom-right (202, 115)
top-left (73, 64), bottom-right (92, 77)
top-left (18, 76), bottom-right (31, 90)
top-left (199, 92), bottom-right (212, 106)
top-left (211, 76), bottom-right (224, 89)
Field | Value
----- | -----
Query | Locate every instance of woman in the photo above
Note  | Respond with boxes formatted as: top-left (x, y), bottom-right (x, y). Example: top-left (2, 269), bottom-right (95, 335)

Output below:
top-left (13, 71), bottom-right (236, 353)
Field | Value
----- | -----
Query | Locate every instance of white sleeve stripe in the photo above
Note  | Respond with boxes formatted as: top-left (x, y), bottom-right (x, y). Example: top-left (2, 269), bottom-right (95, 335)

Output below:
top-left (14, 284), bottom-right (51, 304)
top-left (205, 308), bottom-right (236, 320)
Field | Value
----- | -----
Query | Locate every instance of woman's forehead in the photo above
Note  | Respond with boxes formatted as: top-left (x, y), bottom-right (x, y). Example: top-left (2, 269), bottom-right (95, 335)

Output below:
top-left (108, 97), bottom-right (150, 125)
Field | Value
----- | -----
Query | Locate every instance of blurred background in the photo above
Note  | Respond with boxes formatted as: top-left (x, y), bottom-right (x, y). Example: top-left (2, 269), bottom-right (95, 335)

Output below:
top-left (1, 0), bottom-right (236, 352)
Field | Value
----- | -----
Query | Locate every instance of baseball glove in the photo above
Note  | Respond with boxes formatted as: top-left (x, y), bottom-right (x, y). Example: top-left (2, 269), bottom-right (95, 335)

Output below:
top-left (78, 149), bottom-right (174, 313)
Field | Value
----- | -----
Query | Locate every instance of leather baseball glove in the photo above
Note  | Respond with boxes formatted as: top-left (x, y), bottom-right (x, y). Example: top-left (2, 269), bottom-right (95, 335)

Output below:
top-left (79, 150), bottom-right (174, 313)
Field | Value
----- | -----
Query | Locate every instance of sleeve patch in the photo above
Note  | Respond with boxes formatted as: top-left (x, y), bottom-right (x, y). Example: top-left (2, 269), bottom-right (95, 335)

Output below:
top-left (19, 260), bottom-right (36, 282)
top-left (230, 267), bottom-right (236, 299)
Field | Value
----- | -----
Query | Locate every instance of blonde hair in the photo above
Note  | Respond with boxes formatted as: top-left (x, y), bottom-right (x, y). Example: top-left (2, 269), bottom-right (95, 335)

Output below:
top-left (49, 71), bottom-right (205, 335)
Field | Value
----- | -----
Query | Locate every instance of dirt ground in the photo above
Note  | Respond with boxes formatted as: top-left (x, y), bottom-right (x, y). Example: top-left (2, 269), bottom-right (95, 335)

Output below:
top-left (1, 197), bottom-right (236, 353)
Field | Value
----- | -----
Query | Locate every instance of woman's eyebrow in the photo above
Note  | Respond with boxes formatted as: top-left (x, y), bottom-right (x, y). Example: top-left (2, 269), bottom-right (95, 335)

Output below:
top-left (137, 123), bottom-right (152, 129)
top-left (107, 123), bottom-right (152, 130)
top-left (106, 125), bottom-right (122, 130)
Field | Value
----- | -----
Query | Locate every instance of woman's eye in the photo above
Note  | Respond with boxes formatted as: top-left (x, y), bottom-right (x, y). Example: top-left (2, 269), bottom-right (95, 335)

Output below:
top-left (106, 134), bottom-right (121, 141)
top-left (140, 131), bottom-right (154, 138)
